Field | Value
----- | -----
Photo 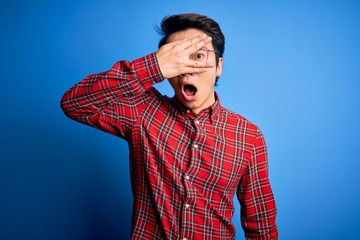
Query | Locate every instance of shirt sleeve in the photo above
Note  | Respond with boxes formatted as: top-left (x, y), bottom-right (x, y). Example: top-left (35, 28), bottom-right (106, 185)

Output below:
top-left (60, 53), bottom-right (163, 138)
top-left (237, 128), bottom-right (278, 239)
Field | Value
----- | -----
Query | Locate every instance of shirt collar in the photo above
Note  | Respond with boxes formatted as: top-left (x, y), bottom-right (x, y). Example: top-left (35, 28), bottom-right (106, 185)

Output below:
top-left (170, 92), bottom-right (221, 123)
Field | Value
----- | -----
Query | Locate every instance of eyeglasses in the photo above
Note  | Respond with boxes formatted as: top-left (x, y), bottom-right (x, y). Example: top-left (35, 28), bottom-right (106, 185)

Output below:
top-left (189, 48), bottom-right (219, 63)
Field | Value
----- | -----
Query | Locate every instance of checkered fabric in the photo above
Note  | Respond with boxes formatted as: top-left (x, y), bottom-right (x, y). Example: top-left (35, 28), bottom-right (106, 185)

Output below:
top-left (61, 53), bottom-right (278, 239)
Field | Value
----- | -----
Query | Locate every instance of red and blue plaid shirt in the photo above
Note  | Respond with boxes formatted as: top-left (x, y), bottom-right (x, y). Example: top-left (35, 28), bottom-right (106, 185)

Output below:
top-left (61, 53), bottom-right (278, 239)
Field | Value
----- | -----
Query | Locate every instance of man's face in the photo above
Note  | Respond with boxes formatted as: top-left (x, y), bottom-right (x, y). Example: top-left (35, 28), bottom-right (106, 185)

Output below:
top-left (167, 28), bottom-right (223, 114)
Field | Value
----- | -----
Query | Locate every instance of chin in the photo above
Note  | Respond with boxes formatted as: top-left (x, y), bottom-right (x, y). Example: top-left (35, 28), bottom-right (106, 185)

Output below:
top-left (185, 102), bottom-right (200, 111)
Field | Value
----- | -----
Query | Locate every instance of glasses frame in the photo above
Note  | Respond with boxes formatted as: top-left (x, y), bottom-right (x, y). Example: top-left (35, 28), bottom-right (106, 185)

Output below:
top-left (190, 48), bottom-right (220, 63)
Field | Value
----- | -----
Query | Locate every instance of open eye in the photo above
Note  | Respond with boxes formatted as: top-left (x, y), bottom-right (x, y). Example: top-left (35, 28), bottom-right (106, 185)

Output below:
top-left (191, 50), bottom-right (206, 61)
top-left (195, 52), bottom-right (205, 59)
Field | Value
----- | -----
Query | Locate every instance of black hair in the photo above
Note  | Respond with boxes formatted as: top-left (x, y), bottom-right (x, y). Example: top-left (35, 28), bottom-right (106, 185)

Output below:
top-left (157, 13), bottom-right (225, 68)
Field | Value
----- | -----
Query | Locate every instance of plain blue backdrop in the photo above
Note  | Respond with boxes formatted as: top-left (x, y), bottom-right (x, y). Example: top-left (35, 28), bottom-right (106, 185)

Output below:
top-left (1, 0), bottom-right (360, 239)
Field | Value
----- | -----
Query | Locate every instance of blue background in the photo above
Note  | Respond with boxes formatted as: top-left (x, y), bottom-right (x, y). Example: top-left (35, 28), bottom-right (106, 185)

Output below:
top-left (1, 0), bottom-right (360, 239)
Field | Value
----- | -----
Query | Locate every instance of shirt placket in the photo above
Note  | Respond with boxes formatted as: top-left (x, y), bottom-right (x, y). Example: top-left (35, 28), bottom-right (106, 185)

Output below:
top-left (180, 114), bottom-right (205, 240)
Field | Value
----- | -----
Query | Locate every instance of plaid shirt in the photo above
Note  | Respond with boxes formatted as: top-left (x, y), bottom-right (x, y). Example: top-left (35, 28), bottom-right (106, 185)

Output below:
top-left (61, 53), bottom-right (278, 239)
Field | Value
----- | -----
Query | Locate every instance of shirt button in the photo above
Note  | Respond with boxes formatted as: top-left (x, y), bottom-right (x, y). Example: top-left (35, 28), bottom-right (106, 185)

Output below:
top-left (193, 144), bottom-right (198, 149)
top-left (185, 175), bottom-right (190, 180)
top-left (186, 109), bottom-right (191, 113)
top-left (194, 120), bottom-right (200, 124)
top-left (185, 204), bottom-right (190, 208)
top-left (182, 238), bottom-right (188, 240)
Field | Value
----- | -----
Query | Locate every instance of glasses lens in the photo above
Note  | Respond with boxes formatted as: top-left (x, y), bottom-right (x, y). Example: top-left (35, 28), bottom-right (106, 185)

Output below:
top-left (190, 49), bottom-right (208, 62)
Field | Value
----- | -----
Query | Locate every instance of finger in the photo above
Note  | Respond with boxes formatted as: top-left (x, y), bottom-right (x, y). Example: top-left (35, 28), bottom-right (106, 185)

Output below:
top-left (185, 60), bottom-right (214, 68)
top-left (188, 36), bottom-right (212, 52)
top-left (176, 62), bottom-right (213, 77)
top-left (184, 66), bottom-right (210, 74)
top-left (180, 34), bottom-right (210, 50)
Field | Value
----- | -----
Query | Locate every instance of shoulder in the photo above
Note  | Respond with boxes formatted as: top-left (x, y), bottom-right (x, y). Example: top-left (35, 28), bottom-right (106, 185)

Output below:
top-left (217, 105), bottom-right (260, 137)
top-left (144, 87), bottom-right (173, 111)
top-left (147, 87), bottom-right (170, 102)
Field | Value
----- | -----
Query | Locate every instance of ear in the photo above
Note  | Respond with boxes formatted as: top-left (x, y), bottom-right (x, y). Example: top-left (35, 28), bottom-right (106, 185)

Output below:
top-left (216, 57), bottom-right (223, 77)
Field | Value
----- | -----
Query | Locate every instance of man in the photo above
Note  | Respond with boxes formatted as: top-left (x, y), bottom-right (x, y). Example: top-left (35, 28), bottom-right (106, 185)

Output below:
top-left (61, 13), bottom-right (278, 239)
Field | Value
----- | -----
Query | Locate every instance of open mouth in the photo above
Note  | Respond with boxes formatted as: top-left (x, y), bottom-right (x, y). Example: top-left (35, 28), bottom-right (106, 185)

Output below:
top-left (183, 84), bottom-right (197, 96)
